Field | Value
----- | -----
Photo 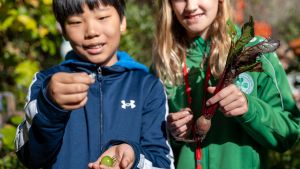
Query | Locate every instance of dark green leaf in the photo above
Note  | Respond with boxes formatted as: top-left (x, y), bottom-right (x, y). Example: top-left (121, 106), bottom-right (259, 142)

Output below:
top-left (239, 39), bottom-right (280, 64)
top-left (227, 16), bottom-right (255, 65)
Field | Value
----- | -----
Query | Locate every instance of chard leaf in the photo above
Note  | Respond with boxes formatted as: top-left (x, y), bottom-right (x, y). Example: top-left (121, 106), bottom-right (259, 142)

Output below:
top-left (226, 19), bottom-right (237, 42)
top-left (202, 16), bottom-right (280, 122)
top-left (238, 39), bottom-right (280, 64)
top-left (227, 16), bottom-right (255, 65)
top-left (237, 62), bottom-right (263, 75)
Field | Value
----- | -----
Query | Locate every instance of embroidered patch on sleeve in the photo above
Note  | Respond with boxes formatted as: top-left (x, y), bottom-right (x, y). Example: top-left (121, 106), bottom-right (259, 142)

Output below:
top-left (235, 73), bottom-right (254, 94)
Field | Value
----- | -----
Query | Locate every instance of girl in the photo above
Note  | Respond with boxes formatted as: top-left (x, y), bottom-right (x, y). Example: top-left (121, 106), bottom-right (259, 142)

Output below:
top-left (153, 0), bottom-right (300, 169)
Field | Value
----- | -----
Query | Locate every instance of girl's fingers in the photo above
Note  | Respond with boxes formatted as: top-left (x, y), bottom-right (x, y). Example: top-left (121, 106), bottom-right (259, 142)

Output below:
top-left (168, 108), bottom-right (191, 122)
top-left (207, 87), bottom-right (231, 106)
top-left (207, 84), bottom-right (240, 106)
top-left (222, 97), bottom-right (247, 112)
top-left (168, 114), bottom-right (193, 130)
top-left (223, 106), bottom-right (248, 117)
top-left (177, 131), bottom-right (188, 138)
top-left (207, 86), bottom-right (216, 94)
top-left (172, 124), bottom-right (188, 136)
top-left (218, 92), bottom-right (240, 108)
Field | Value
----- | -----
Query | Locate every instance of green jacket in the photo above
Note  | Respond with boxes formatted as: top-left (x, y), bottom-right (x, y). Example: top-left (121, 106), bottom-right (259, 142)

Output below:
top-left (166, 36), bottom-right (300, 169)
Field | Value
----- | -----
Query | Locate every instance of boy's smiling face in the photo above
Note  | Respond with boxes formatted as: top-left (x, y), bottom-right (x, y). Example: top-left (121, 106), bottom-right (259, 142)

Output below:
top-left (63, 3), bottom-right (126, 66)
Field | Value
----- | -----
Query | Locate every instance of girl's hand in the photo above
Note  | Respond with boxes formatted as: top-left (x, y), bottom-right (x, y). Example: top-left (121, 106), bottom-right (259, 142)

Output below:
top-left (47, 72), bottom-right (95, 110)
top-left (206, 84), bottom-right (248, 117)
top-left (167, 108), bottom-right (193, 138)
top-left (88, 143), bottom-right (135, 169)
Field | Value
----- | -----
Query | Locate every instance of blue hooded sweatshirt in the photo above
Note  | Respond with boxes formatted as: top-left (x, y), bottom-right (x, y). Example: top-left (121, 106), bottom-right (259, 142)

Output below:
top-left (15, 51), bottom-right (174, 169)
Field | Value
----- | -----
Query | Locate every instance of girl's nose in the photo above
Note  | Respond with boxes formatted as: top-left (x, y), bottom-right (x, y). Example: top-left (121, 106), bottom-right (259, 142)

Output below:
top-left (186, 0), bottom-right (197, 13)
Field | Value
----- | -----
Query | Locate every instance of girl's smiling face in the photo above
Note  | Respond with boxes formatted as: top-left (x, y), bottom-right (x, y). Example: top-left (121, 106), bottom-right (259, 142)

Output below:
top-left (171, 0), bottom-right (219, 39)
top-left (63, 3), bottom-right (126, 66)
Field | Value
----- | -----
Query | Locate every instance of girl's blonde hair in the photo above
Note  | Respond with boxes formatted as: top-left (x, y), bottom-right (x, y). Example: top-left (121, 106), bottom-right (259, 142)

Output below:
top-left (153, 0), bottom-right (233, 85)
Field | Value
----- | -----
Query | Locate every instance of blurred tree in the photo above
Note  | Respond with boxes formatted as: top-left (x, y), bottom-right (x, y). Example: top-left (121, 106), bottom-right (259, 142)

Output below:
top-left (0, 0), bottom-right (62, 109)
top-left (242, 0), bottom-right (300, 41)
top-left (120, 0), bottom-right (157, 66)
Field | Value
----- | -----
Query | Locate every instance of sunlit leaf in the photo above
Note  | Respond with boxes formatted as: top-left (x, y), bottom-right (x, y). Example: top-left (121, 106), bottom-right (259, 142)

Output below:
top-left (17, 15), bottom-right (37, 30)
top-left (0, 16), bottom-right (16, 31)
top-left (14, 60), bottom-right (39, 88)
top-left (43, 0), bottom-right (52, 5)
top-left (7, 9), bottom-right (18, 16)
top-left (226, 19), bottom-right (237, 42)
top-left (25, 0), bottom-right (39, 7)
top-left (38, 26), bottom-right (49, 38)
top-left (0, 124), bottom-right (16, 150)
top-left (9, 115), bottom-right (24, 126)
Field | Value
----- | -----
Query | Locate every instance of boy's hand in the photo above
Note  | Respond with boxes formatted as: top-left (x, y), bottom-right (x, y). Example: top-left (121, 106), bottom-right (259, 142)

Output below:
top-left (47, 72), bottom-right (95, 110)
top-left (88, 143), bottom-right (135, 169)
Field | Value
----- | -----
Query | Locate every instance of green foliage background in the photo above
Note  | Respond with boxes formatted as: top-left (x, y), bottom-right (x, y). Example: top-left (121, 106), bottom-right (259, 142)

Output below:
top-left (0, 0), bottom-right (299, 169)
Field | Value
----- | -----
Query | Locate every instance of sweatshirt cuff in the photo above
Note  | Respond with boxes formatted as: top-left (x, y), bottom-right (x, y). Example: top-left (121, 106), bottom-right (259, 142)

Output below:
top-left (37, 79), bottom-right (70, 123)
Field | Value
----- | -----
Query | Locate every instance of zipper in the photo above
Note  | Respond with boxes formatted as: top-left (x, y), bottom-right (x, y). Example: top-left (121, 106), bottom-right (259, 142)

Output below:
top-left (97, 67), bottom-right (104, 151)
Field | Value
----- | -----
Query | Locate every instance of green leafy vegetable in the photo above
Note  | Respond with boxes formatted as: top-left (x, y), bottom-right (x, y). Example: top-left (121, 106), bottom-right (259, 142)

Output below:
top-left (196, 16), bottom-right (280, 141)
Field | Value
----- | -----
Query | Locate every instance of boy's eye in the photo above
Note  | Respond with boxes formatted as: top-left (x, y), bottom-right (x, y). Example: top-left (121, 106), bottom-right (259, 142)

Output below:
top-left (68, 21), bottom-right (82, 25)
top-left (98, 16), bottom-right (110, 20)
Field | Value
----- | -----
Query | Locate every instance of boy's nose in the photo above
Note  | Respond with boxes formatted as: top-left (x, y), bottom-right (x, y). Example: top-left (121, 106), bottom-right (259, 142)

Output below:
top-left (85, 22), bottom-right (100, 39)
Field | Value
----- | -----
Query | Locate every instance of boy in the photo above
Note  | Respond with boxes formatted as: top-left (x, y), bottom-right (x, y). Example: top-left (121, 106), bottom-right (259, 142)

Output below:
top-left (14, 0), bottom-right (174, 168)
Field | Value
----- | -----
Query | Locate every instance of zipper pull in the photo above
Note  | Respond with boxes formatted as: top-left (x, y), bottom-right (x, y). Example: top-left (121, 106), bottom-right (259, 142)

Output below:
top-left (97, 67), bottom-right (102, 80)
top-left (97, 67), bottom-right (102, 74)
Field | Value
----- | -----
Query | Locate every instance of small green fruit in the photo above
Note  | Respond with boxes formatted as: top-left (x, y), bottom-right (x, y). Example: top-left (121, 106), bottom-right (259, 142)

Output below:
top-left (100, 155), bottom-right (115, 167)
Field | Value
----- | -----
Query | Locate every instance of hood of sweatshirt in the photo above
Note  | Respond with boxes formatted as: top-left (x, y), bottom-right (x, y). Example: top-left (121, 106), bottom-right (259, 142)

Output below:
top-left (61, 50), bottom-right (149, 73)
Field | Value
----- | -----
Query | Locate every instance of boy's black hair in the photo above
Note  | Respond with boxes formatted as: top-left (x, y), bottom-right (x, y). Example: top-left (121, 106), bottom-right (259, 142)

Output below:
top-left (53, 0), bottom-right (126, 28)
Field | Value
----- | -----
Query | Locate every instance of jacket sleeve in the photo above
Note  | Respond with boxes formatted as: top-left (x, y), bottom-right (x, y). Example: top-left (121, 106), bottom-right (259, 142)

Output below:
top-left (235, 52), bottom-right (300, 152)
top-left (105, 79), bottom-right (175, 169)
top-left (15, 70), bottom-right (70, 168)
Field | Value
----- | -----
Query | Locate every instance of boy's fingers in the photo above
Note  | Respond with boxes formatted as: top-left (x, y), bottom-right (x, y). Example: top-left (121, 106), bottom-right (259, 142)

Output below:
top-left (121, 158), bottom-right (130, 168)
top-left (51, 83), bottom-right (90, 95)
top-left (60, 96), bottom-right (88, 110)
top-left (118, 144), bottom-right (134, 169)
top-left (120, 154), bottom-right (134, 169)
top-left (53, 72), bottom-right (95, 84)
top-left (88, 163), bottom-right (100, 169)
top-left (55, 92), bottom-right (88, 105)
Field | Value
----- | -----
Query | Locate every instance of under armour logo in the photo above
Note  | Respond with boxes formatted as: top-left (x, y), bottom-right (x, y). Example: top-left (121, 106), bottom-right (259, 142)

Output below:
top-left (121, 100), bottom-right (136, 109)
